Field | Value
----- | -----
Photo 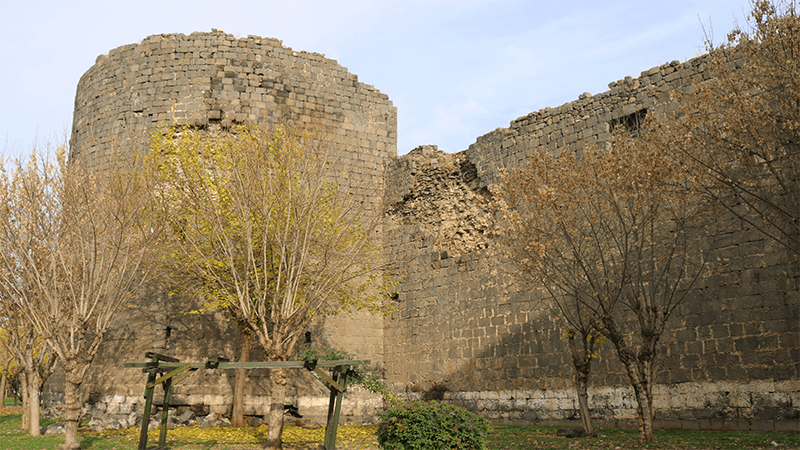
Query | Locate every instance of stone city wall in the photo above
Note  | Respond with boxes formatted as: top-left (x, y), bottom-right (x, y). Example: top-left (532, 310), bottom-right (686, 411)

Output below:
top-left (54, 31), bottom-right (799, 431)
top-left (382, 56), bottom-right (799, 432)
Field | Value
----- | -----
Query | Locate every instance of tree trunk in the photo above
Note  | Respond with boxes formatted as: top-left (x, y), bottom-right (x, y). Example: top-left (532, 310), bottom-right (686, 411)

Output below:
top-left (575, 369), bottom-right (593, 436)
top-left (61, 365), bottom-right (83, 450)
top-left (231, 329), bottom-right (252, 427)
top-left (567, 333), bottom-right (594, 437)
top-left (620, 358), bottom-right (654, 443)
top-left (19, 370), bottom-right (28, 431)
top-left (265, 367), bottom-right (288, 450)
top-left (27, 368), bottom-right (41, 436)
top-left (630, 373), bottom-right (654, 443)
top-left (0, 358), bottom-right (9, 412)
top-left (601, 319), bottom-right (656, 443)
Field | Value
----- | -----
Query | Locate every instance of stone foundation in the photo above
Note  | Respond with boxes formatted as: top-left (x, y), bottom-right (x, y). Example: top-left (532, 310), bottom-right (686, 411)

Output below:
top-left (438, 379), bottom-right (799, 432)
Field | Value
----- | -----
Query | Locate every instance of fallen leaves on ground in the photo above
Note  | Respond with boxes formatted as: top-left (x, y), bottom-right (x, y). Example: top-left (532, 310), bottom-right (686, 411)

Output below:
top-left (101, 422), bottom-right (380, 449)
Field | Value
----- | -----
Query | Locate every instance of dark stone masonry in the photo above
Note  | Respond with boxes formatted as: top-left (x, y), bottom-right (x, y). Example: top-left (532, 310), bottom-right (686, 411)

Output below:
top-left (45, 30), bottom-right (798, 432)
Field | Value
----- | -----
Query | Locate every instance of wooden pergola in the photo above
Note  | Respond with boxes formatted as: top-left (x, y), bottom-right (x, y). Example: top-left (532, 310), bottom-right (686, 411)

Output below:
top-left (124, 352), bottom-right (370, 450)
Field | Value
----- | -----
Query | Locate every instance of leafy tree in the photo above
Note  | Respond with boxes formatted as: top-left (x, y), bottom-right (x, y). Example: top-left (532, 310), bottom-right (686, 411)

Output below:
top-left (148, 124), bottom-right (392, 450)
top-left (0, 142), bottom-right (161, 450)
top-left (499, 129), bottom-right (711, 443)
top-left (653, 0), bottom-right (799, 258)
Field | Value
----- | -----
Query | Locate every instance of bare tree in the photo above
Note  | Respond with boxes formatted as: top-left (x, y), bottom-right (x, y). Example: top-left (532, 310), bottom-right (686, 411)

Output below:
top-left (0, 142), bottom-right (161, 450)
top-left (148, 124), bottom-right (392, 450)
top-left (0, 341), bottom-right (11, 411)
top-left (499, 129), bottom-right (711, 443)
top-left (654, 0), bottom-right (799, 258)
top-left (500, 1), bottom-right (796, 441)
top-left (0, 304), bottom-right (54, 434)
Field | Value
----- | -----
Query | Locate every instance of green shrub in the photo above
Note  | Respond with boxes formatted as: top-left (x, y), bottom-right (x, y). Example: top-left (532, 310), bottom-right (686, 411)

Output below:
top-left (376, 400), bottom-right (490, 450)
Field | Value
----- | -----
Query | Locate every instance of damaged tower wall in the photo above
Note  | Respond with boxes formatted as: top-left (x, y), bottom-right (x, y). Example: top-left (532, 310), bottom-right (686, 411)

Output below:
top-left (50, 30), bottom-right (396, 423)
top-left (382, 58), bottom-right (799, 432)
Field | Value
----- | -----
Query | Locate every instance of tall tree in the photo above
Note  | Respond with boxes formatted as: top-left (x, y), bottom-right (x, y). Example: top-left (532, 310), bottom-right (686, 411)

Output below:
top-left (654, 0), bottom-right (799, 258)
top-left (0, 277), bottom-right (55, 435)
top-left (148, 124), bottom-right (392, 450)
top-left (499, 129), bottom-right (711, 443)
top-left (0, 340), bottom-right (11, 411)
top-left (0, 325), bottom-right (48, 433)
top-left (0, 143), bottom-right (161, 450)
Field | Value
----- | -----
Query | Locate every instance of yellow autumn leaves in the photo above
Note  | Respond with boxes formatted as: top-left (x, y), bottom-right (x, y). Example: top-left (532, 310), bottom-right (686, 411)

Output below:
top-left (112, 423), bottom-right (379, 448)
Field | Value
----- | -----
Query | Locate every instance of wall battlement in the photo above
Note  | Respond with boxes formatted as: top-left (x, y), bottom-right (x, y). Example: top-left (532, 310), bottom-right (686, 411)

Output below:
top-left (55, 31), bottom-right (799, 432)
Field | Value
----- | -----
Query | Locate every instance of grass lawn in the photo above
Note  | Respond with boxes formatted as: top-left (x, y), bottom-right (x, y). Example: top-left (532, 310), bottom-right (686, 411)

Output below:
top-left (0, 407), bottom-right (797, 449)
top-left (487, 425), bottom-right (800, 449)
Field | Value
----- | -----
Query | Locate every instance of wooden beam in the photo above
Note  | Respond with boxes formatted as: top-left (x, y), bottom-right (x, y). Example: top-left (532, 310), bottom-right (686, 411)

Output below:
top-left (129, 355), bottom-right (370, 450)
top-left (147, 363), bottom-right (193, 389)
top-left (125, 359), bottom-right (370, 371)
top-left (311, 367), bottom-right (346, 393)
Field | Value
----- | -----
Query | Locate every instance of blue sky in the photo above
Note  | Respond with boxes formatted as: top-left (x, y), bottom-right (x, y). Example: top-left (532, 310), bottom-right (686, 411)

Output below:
top-left (1, 0), bottom-right (752, 157)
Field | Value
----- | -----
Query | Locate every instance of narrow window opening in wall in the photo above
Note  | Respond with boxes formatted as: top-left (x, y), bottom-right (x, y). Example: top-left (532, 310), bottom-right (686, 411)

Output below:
top-left (610, 108), bottom-right (647, 135)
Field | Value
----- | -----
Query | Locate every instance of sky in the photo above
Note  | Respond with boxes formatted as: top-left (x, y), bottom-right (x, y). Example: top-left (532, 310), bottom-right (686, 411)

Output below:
top-left (0, 0), bottom-right (754, 157)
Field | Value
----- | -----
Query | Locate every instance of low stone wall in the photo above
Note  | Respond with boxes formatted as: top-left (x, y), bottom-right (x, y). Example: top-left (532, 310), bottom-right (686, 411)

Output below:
top-left (439, 379), bottom-right (799, 432)
top-left (79, 390), bottom-right (384, 425)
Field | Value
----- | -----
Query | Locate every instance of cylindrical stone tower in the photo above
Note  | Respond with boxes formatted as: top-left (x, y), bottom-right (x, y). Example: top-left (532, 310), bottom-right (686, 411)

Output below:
top-left (49, 29), bottom-right (396, 423)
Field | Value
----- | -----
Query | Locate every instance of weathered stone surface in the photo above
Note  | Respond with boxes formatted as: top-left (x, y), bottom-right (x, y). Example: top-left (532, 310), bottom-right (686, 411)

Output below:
top-left (381, 52), bottom-right (798, 430)
top-left (45, 30), bottom-right (394, 425)
top-left (42, 423), bottom-right (65, 435)
top-left (44, 30), bottom-right (799, 432)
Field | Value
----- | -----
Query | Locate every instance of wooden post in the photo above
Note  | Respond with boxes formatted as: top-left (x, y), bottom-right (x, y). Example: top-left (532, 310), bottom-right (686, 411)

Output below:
top-left (136, 353), bottom-right (181, 450)
top-left (322, 365), bottom-right (350, 450)
top-left (158, 377), bottom-right (173, 447)
top-left (322, 367), bottom-right (340, 450)
top-left (138, 369), bottom-right (157, 450)
top-left (126, 356), bottom-right (369, 450)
